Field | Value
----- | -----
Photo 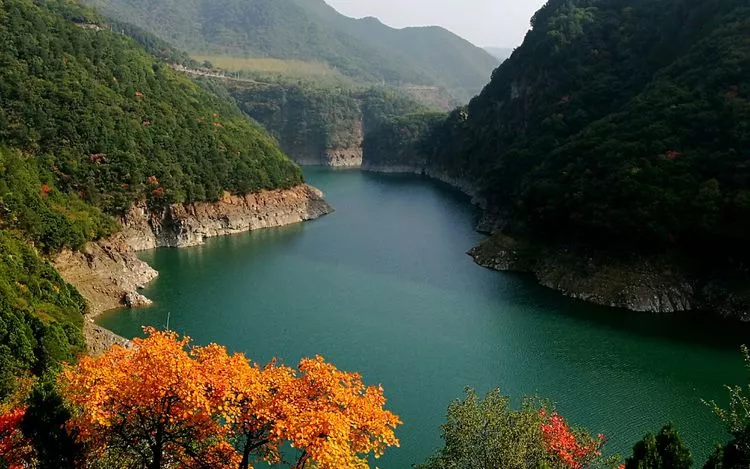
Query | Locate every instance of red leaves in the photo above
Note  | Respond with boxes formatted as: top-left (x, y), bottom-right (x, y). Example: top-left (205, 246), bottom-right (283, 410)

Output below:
top-left (539, 410), bottom-right (604, 469)
top-left (88, 153), bottom-right (107, 163)
top-left (665, 150), bottom-right (681, 160)
top-left (0, 407), bottom-right (33, 468)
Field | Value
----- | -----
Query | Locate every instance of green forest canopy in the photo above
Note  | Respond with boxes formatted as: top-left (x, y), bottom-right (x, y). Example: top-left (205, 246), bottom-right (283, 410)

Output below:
top-left (0, 0), bottom-right (303, 215)
top-left (386, 0), bottom-right (749, 260)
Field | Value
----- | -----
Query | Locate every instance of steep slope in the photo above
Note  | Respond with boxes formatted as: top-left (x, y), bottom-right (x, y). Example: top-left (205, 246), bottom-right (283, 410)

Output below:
top-left (79, 0), bottom-right (497, 100)
top-left (0, 0), bottom-right (318, 401)
top-left (364, 0), bottom-right (750, 317)
top-left (0, 0), bottom-right (302, 214)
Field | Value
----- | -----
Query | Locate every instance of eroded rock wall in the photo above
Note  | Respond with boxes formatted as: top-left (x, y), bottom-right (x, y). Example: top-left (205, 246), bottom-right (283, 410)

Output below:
top-left (120, 184), bottom-right (332, 251)
top-left (469, 233), bottom-right (750, 320)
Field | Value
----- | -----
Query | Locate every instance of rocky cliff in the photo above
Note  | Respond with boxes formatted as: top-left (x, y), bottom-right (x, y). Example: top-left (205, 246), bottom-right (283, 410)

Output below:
top-left (120, 184), bottom-right (332, 251)
top-left (54, 236), bottom-right (159, 316)
top-left (228, 83), bottom-right (424, 168)
top-left (469, 233), bottom-right (750, 320)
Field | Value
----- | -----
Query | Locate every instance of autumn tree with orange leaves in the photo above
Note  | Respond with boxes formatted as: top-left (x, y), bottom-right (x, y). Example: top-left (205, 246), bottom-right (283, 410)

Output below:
top-left (59, 328), bottom-right (401, 469)
top-left (271, 356), bottom-right (401, 469)
top-left (60, 329), bottom-right (237, 469)
top-left (540, 409), bottom-right (606, 469)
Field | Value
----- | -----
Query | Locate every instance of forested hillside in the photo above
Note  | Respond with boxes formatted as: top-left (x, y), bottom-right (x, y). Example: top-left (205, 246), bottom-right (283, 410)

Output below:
top-left (79, 0), bottom-right (498, 101)
top-left (1, 0), bottom-right (301, 213)
top-left (0, 0), bottom-right (302, 403)
top-left (365, 0), bottom-right (750, 313)
top-left (292, 0), bottom-right (499, 101)
top-left (457, 0), bottom-right (748, 253)
top-left (223, 79), bottom-right (426, 165)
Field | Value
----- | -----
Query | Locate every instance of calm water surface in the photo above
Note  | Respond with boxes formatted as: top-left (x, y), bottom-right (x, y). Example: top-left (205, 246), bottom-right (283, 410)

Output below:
top-left (99, 168), bottom-right (749, 467)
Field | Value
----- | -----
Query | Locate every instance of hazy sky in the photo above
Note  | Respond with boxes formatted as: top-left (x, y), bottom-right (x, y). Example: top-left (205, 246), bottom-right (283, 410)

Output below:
top-left (325, 0), bottom-right (547, 48)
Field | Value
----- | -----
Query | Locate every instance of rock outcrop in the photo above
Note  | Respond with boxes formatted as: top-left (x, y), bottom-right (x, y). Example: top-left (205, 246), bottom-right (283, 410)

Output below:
top-left (324, 148), bottom-right (363, 167)
top-left (54, 236), bottom-right (159, 316)
top-left (120, 184), bottom-right (333, 251)
top-left (84, 320), bottom-right (131, 356)
top-left (469, 232), bottom-right (750, 319)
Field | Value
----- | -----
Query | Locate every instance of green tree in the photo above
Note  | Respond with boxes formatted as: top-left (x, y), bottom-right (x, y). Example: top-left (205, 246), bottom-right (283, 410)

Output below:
top-left (624, 423), bottom-right (692, 469)
top-left (417, 388), bottom-right (609, 469)
top-left (21, 376), bottom-right (82, 469)
top-left (704, 346), bottom-right (750, 469)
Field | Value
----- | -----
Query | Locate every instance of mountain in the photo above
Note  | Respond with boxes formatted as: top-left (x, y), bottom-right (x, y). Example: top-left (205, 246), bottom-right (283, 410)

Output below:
top-left (79, 0), bottom-right (498, 101)
top-left (0, 0), bottom-right (302, 400)
top-left (483, 47), bottom-right (513, 62)
top-left (363, 0), bottom-right (750, 317)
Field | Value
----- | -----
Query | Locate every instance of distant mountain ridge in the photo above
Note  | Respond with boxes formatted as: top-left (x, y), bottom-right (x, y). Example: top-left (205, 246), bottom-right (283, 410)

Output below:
top-left (79, 0), bottom-right (498, 101)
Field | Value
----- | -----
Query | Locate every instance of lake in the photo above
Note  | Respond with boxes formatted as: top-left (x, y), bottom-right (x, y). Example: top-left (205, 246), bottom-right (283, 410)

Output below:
top-left (99, 168), bottom-right (749, 467)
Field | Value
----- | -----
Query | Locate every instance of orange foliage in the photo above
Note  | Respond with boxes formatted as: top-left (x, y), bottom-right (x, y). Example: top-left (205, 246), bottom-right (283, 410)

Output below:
top-left (273, 356), bottom-right (401, 469)
top-left (60, 328), bottom-right (401, 469)
top-left (61, 329), bottom-right (237, 469)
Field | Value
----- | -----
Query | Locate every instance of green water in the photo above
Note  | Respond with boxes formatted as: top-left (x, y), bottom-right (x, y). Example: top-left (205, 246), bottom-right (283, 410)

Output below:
top-left (99, 168), bottom-right (749, 467)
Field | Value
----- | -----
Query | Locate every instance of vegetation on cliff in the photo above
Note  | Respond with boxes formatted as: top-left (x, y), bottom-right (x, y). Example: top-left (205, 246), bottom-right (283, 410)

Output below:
top-left (0, 148), bottom-right (116, 253)
top-left (0, 230), bottom-right (87, 402)
top-left (79, 0), bottom-right (497, 101)
top-left (365, 0), bottom-right (750, 288)
top-left (0, 145), bottom-right (114, 404)
top-left (362, 112), bottom-right (446, 169)
top-left (225, 80), bottom-right (427, 164)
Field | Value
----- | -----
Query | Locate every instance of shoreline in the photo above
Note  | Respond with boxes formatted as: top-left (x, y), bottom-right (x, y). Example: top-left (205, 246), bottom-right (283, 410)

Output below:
top-left (330, 164), bottom-right (750, 321)
top-left (55, 184), bottom-right (333, 353)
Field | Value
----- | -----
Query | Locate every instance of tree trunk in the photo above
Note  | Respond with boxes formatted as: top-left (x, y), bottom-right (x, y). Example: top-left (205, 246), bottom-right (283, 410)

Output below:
top-left (149, 426), bottom-right (164, 469)
top-left (239, 441), bottom-right (252, 469)
top-left (238, 436), bottom-right (270, 469)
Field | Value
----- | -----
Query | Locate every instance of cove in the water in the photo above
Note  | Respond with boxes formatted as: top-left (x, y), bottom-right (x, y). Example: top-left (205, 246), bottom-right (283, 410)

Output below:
top-left (99, 168), bottom-right (750, 467)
